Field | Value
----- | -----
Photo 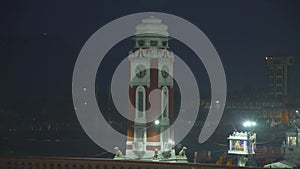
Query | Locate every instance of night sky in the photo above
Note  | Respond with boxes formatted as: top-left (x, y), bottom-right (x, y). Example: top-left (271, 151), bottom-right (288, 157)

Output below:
top-left (1, 0), bottom-right (300, 113)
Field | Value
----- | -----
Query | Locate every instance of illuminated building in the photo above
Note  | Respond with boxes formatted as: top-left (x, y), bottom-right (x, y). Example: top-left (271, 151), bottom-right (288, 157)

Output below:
top-left (124, 16), bottom-right (176, 160)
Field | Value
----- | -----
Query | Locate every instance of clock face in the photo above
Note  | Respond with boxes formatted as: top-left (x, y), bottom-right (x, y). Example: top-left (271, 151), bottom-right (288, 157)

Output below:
top-left (161, 65), bottom-right (169, 79)
top-left (135, 65), bottom-right (146, 79)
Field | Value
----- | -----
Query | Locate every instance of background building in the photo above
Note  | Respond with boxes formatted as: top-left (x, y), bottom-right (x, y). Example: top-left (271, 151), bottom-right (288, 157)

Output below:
top-left (265, 56), bottom-right (294, 98)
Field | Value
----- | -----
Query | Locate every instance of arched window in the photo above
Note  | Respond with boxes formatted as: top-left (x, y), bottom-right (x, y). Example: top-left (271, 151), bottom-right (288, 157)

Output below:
top-left (135, 86), bottom-right (146, 143)
top-left (135, 86), bottom-right (145, 118)
top-left (161, 86), bottom-right (169, 118)
top-left (161, 86), bottom-right (170, 143)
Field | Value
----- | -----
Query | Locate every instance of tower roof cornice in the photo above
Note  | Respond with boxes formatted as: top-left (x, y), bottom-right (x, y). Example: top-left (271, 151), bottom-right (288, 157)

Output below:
top-left (135, 16), bottom-right (169, 37)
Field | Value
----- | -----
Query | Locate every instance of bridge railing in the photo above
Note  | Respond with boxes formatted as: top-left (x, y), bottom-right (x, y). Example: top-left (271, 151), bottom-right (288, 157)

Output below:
top-left (0, 156), bottom-right (263, 169)
top-left (255, 146), bottom-right (283, 159)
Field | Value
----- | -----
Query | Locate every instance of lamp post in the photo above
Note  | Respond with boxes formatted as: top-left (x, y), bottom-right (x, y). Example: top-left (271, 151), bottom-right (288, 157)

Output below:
top-left (227, 121), bottom-right (257, 166)
top-left (243, 120), bottom-right (257, 166)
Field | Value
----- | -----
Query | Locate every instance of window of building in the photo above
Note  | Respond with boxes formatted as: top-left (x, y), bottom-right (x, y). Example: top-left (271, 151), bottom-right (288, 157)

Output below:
top-left (161, 87), bottom-right (169, 117)
top-left (162, 41), bottom-right (168, 46)
top-left (150, 40), bottom-right (158, 46)
top-left (138, 90), bottom-right (143, 112)
top-left (276, 86), bottom-right (283, 92)
top-left (269, 68), bottom-right (274, 76)
top-left (137, 40), bottom-right (145, 46)
top-left (277, 69), bottom-right (283, 76)
top-left (289, 58), bottom-right (294, 64)
top-left (136, 86), bottom-right (145, 118)
top-left (287, 136), bottom-right (297, 146)
top-left (276, 78), bottom-right (283, 84)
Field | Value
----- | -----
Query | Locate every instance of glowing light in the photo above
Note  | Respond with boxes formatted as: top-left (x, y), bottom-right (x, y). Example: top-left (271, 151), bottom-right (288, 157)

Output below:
top-left (243, 121), bottom-right (251, 127)
top-left (154, 120), bottom-right (160, 125)
top-left (168, 139), bottom-right (175, 145)
top-left (243, 120), bottom-right (257, 127)
top-left (265, 56), bottom-right (273, 61)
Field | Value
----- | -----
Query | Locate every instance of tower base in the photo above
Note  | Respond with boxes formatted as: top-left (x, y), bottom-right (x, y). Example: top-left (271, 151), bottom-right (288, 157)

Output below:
top-left (114, 141), bottom-right (187, 163)
top-left (114, 152), bottom-right (188, 163)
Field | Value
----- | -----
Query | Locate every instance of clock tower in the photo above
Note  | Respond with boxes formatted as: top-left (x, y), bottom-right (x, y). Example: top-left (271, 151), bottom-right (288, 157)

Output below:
top-left (125, 16), bottom-right (175, 159)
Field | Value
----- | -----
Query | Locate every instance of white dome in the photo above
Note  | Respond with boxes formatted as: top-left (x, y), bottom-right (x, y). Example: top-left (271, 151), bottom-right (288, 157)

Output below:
top-left (135, 16), bottom-right (169, 37)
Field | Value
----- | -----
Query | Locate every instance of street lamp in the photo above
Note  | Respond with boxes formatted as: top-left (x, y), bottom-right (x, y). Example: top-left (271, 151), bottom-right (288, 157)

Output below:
top-left (154, 120), bottom-right (160, 125)
top-left (242, 120), bottom-right (257, 158)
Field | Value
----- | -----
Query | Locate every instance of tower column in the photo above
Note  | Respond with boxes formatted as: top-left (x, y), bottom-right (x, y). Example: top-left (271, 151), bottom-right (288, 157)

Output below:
top-left (124, 16), bottom-right (176, 160)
